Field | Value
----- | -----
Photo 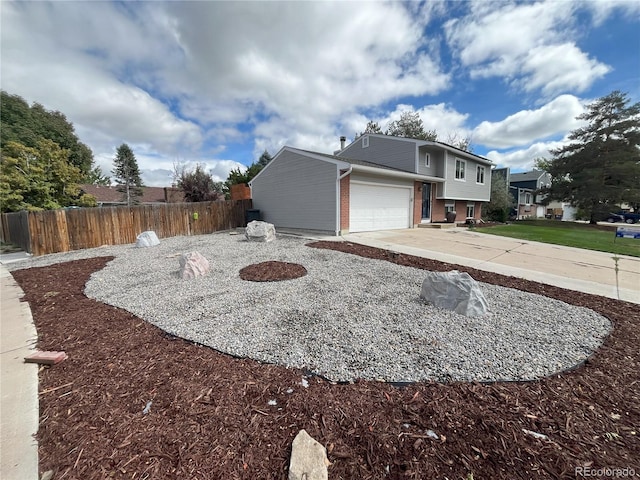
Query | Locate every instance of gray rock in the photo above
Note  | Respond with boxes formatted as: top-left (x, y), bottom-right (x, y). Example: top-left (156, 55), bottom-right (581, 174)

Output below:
top-left (135, 231), bottom-right (160, 248)
top-left (179, 251), bottom-right (210, 279)
top-left (288, 429), bottom-right (329, 480)
top-left (245, 220), bottom-right (276, 242)
top-left (420, 270), bottom-right (489, 317)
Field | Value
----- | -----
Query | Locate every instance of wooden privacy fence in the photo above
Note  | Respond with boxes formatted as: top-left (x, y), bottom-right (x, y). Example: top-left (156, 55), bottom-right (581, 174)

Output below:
top-left (0, 199), bottom-right (252, 256)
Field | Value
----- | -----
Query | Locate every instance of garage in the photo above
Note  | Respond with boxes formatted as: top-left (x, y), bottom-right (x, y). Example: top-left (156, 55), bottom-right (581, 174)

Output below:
top-left (349, 182), bottom-right (412, 232)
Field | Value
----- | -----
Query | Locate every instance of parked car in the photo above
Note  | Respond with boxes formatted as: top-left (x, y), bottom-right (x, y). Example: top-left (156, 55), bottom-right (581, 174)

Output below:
top-left (605, 211), bottom-right (640, 224)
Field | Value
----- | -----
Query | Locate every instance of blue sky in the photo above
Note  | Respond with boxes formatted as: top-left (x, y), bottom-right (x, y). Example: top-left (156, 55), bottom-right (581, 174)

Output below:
top-left (2, 0), bottom-right (639, 186)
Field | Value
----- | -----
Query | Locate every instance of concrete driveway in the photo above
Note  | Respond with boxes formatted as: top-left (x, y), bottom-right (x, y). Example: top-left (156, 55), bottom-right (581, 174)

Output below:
top-left (343, 227), bottom-right (640, 304)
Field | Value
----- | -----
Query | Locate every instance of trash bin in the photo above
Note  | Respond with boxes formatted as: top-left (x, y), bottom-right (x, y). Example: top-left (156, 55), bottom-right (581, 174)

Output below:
top-left (445, 211), bottom-right (457, 223)
top-left (246, 209), bottom-right (261, 223)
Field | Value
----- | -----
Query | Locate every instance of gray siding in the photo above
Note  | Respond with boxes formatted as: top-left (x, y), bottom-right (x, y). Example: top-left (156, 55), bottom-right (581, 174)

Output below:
top-left (441, 152), bottom-right (491, 201)
top-left (417, 147), bottom-right (444, 177)
top-left (251, 150), bottom-right (337, 232)
top-left (339, 135), bottom-right (416, 172)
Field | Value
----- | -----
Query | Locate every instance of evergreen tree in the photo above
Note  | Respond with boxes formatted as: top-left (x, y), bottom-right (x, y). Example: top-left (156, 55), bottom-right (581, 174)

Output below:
top-left (112, 143), bottom-right (143, 206)
top-left (223, 151), bottom-right (272, 198)
top-left (483, 172), bottom-right (514, 222)
top-left (357, 120), bottom-right (383, 137)
top-left (257, 150), bottom-right (272, 168)
top-left (85, 165), bottom-right (111, 186)
top-left (539, 91), bottom-right (640, 223)
top-left (386, 111), bottom-right (437, 141)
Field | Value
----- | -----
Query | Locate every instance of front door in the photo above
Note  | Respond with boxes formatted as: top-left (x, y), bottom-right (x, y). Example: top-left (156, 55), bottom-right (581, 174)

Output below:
top-left (421, 183), bottom-right (431, 221)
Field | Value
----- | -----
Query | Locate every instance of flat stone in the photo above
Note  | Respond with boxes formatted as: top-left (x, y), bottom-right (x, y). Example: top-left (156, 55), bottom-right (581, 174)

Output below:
top-left (179, 251), bottom-right (210, 280)
top-left (420, 270), bottom-right (489, 317)
top-left (288, 429), bottom-right (328, 480)
top-left (245, 221), bottom-right (276, 242)
top-left (24, 351), bottom-right (68, 365)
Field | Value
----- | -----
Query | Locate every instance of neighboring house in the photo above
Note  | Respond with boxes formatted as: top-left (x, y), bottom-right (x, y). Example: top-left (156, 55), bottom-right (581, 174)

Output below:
top-left (80, 184), bottom-right (184, 206)
top-left (508, 170), bottom-right (552, 219)
top-left (250, 133), bottom-right (493, 235)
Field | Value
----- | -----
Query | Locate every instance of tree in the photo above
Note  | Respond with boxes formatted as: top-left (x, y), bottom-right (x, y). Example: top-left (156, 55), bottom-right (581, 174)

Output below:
top-left (444, 131), bottom-right (473, 152)
top-left (84, 165), bottom-right (111, 185)
top-left (112, 143), bottom-right (143, 206)
top-left (538, 91), bottom-right (640, 223)
top-left (177, 164), bottom-right (223, 202)
top-left (257, 150), bottom-right (272, 168)
top-left (483, 172), bottom-right (514, 222)
top-left (0, 140), bottom-right (85, 212)
top-left (1, 91), bottom-right (95, 175)
top-left (223, 151), bottom-right (272, 198)
top-left (386, 111), bottom-right (437, 141)
top-left (356, 120), bottom-right (383, 137)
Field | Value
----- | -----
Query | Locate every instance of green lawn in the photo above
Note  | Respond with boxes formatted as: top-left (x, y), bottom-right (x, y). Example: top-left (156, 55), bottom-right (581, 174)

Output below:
top-left (474, 220), bottom-right (640, 257)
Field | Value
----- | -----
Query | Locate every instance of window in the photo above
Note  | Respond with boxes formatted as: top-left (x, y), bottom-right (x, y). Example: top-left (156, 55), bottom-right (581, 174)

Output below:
top-left (524, 192), bottom-right (532, 204)
top-left (455, 159), bottom-right (466, 180)
top-left (476, 165), bottom-right (485, 184)
top-left (362, 136), bottom-right (369, 148)
top-left (424, 153), bottom-right (431, 167)
top-left (466, 202), bottom-right (475, 218)
top-left (445, 201), bottom-right (455, 214)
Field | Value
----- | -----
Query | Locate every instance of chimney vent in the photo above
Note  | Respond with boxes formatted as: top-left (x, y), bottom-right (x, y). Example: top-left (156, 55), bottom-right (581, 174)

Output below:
top-left (340, 136), bottom-right (346, 150)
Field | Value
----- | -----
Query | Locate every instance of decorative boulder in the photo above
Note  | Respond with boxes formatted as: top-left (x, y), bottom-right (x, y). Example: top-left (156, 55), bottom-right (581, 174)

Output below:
top-left (136, 231), bottom-right (160, 248)
top-left (245, 220), bottom-right (276, 242)
top-left (420, 270), bottom-right (489, 317)
top-left (179, 251), bottom-right (210, 280)
top-left (288, 429), bottom-right (329, 480)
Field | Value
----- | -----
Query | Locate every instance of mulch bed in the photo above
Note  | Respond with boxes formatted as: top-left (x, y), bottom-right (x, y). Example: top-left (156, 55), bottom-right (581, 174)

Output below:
top-left (239, 261), bottom-right (307, 282)
top-left (11, 241), bottom-right (640, 480)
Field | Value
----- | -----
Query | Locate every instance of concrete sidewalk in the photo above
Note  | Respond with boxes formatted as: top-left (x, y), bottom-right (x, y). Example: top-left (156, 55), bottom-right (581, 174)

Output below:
top-left (1, 265), bottom-right (39, 480)
top-left (343, 227), bottom-right (640, 304)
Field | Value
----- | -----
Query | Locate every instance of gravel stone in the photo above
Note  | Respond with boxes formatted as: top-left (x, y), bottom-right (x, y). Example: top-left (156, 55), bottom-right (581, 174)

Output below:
top-left (8, 232), bottom-right (612, 383)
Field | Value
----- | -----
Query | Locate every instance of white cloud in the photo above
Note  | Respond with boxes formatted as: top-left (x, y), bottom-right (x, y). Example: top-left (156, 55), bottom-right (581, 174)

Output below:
top-left (519, 44), bottom-right (610, 96)
top-left (1, 1), bottom-right (452, 184)
top-left (473, 95), bottom-right (585, 148)
top-left (485, 140), bottom-right (566, 171)
top-left (445, 1), bottom-right (610, 97)
top-left (583, 0), bottom-right (640, 26)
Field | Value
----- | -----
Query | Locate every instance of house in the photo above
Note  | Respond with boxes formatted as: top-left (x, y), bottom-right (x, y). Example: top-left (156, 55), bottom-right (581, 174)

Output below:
top-left (80, 184), bottom-right (184, 206)
top-left (508, 170), bottom-right (552, 219)
top-left (249, 133), bottom-right (493, 235)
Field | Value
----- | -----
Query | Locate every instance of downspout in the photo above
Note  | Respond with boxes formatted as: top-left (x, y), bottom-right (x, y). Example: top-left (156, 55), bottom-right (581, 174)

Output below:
top-left (337, 166), bottom-right (353, 236)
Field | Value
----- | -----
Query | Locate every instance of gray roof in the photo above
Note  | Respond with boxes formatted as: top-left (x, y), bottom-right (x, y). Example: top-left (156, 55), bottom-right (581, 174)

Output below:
top-left (510, 170), bottom-right (546, 182)
top-left (297, 149), bottom-right (413, 173)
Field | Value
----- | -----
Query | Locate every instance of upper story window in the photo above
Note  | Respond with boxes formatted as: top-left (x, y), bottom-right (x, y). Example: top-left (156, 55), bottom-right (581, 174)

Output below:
top-left (455, 159), bottom-right (466, 180)
top-left (524, 192), bottom-right (532, 204)
top-left (424, 153), bottom-right (431, 167)
top-left (476, 165), bottom-right (485, 184)
top-left (362, 136), bottom-right (369, 148)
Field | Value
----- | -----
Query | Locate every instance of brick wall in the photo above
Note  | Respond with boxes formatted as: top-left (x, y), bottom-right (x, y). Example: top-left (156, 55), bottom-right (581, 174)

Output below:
top-left (413, 182), bottom-right (422, 226)
top-left (431, 199), bottom-right (446, 223)
top-left (339, 173), bottom-right (350, 232)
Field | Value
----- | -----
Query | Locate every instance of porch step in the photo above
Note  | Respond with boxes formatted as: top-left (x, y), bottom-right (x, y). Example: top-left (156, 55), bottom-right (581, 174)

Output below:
top-left (418, 223), bottom-right (458, 229)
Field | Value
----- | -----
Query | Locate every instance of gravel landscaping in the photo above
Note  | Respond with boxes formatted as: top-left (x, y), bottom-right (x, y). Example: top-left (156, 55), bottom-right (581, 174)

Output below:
top-left (11, 231), bottom-right (611, 383)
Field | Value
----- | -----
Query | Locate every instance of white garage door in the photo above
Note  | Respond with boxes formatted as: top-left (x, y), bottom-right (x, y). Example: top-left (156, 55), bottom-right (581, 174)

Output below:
top-left (350, 182), bottom-right (412, 232)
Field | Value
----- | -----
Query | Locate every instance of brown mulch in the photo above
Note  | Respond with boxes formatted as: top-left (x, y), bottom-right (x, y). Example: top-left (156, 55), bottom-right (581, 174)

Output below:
top-left (11, 241), bottom-right (640, 480)
top-left (239, 261), bottom-right (307, 282)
